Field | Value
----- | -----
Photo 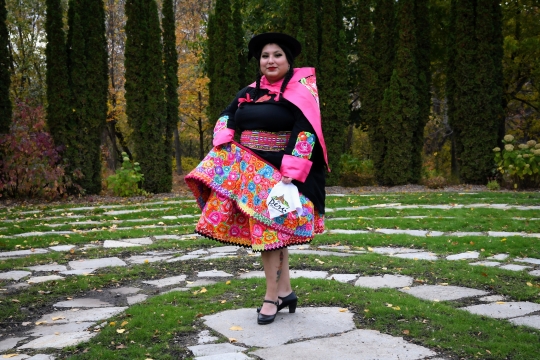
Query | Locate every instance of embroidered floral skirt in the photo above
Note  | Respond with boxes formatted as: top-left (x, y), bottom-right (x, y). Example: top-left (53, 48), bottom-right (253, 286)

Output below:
top-left (185, 142), bottom-right (324, 252)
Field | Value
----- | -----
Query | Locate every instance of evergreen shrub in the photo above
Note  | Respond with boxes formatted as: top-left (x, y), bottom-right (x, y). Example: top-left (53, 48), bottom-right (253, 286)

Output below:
top-left (486, 179), bottom-right (500, 191)
top-left (338, 154), bottom-right (376, 187)
top-left (0, 101), bottom-right (81, 199)
top-left (494, 134), bottom-right (540, 188)
top-left (106, 152), bottom-right (147, 197)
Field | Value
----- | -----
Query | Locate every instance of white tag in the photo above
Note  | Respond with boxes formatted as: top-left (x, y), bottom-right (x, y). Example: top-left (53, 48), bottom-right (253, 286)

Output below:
top-left (266, 182), bottom-right (303, 219)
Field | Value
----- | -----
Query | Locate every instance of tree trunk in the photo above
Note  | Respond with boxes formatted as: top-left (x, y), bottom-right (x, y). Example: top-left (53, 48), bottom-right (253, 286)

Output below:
top-left (174, 126), bottom-right (182, 175)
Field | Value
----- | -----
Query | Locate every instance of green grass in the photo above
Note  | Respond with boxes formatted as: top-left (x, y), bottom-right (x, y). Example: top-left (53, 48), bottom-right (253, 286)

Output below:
top-left (1, 191), bottom-right (540, 359)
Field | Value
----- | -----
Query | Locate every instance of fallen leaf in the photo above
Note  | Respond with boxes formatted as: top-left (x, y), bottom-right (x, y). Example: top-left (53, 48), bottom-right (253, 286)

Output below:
top-left (116, 344), bottom-right (127, 349)
top-left (220, 300), bottom-right (227, 304)
top-left (367, 247), bottom-right (374, 252)
top-left (11, 299), bottom-right (19, 303)
top-left (186, 281), bottom-right (194, 284)
top-left (54, 332), bottom-right (60, 335)
top-left (200, 287), bottom-right (207, 293)
top-left (22, 322), bottom-right (31, 326)
top-left (364, 309), bottom-right (369, 312)
top-left (501, 238), bottom-right (507, 242)
top-left (226, 281), bottom-right (231, 285)
top-left (230, 326), bottom-right (243, 331)
top-left (110, 322), bottom-right (116, 327)
top-left (402, 287), bottom-right (411, 290)
top-left (526, 282), bottom-right (533, 287)
top-left (386, 303), bottom-right (393, 307)
top-left (117, 329), bottom-right (126, 334)
top-left (229, 338), bottom-right (237, 343)
top-left (144, 260), bottom-right (149, 264)
top-left (196, 313), bottom-right (204, 318)
top-left (52, 316), bottom-right (65, 321)
top-left (486, 350), bottom-right (492, 354)
top-left (35, 321), bottom-right (47, 325)
top-left (402, 330), bottom-right (410, 335)
top-left (339, 308), bottom-right (348, 312)
top-left (496, 301), bottom-right (506, 304)
top-left (3, 354), bottom-right (19, 358)
top-left (121, 321), bottom-right (129, 327)
top-left (392, 306), bottom-right (401, 311)
top-left (439, 283), bottom-right (448, 286)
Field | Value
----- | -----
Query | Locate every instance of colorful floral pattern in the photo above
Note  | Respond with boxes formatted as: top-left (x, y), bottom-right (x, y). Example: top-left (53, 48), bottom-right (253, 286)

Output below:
top-left (185, 142), bottom-right (325, 251)
top-left (292, 131), bottom-right (315, 159)
top-left (300, 75), bottom-right (319, 104)
top-left (213, 115), bottom-right (229, 135)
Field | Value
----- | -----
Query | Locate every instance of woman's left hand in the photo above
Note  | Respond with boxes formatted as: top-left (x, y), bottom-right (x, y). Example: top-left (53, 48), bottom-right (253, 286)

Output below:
top-left (282, 176), bottom-right (293, 184)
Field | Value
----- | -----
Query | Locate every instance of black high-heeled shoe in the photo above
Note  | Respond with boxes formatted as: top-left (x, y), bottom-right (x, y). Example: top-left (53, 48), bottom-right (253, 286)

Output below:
top-left (257, 299), bottom-right (279, 325)
top-left (257, 292), bottom-right (298, 314)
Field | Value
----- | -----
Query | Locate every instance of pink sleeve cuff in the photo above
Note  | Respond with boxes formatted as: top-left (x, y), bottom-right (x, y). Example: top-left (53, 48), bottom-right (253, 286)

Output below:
top-left (280, 154), bottom-right (312, 183)
top-left (213, 128), bottom-right (235, 146)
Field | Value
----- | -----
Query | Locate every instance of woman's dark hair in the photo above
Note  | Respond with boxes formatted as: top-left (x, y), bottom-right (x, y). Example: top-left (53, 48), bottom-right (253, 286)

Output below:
top-left (253, 42), bottom-right (295, 101)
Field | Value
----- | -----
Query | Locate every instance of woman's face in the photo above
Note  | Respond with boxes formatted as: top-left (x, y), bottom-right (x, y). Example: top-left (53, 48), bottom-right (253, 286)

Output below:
top-left (259, 43), bottom-right (289, 84)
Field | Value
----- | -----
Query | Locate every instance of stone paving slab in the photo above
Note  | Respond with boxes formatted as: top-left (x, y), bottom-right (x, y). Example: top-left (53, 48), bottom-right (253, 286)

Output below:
top-left (26, 322), bottom-right (94, 336)
top-left (36, 307), bottom-right (128, 324)
top-left (461, 302), bottom-right (540, 319)
top-left (488, 231), bottom-right (524, 237)
top-left (143, 275), bottom-right (187, 287)
top-left (288, 249), bottom-right (354, 257)
top-left (188, 343), bottom-right (247, 357)
top-left (197, 330), bottom-right (219, 344)
top-left (27, 264), bottom-right (68, 272)
top-left (122, 237), bottom-right (153, 245)
top-left (207, 246), bottom-right (241, 253)
top-left (0, 337), bottom-right (27, 352)
top-left (515, 257), bottom-right (540, 265)
top-left (355, 274), bottom-right (414, 289)
top-left (250, 329), bottom-right (436, 360)
top-left (479, 295), bottom-right (506, 302)
top-left (499, 264), bottom-right (531, 271)
top-left (108, 286), bottom-right (141, 295)
top-left (391, 252), bottom-right (438, 261)
top-left (376, 229), bottom-right (428, 237)
top-left (167, 254), bottom-right (201, 262)
top-left (402, 285), bottom-right (489, 301)
top-left (103, 240), bottom-right (140, 248)
top-left (125, 255), bottom-right (174, 264)
top-left (238, 271), bottom-right (264, 279)
top-left (0, 249), bottom-right (49, 258)
top-left (372, 247), bottom-right (422, 255)
top-left (27, 275), bottom-right (64, 284)
top-left (18, 331), bottom-right (96, 350)
top-left (448, 232), bottom-right (484, 237)
top-left (290, 270), bottom-right (328, 279)
top-left (0, 270), bottom-right (32, 280)
top-left (187, 279), bottom-right (218, 288)
top-left (328, 229), bottom-right (369, 235)
top-left (195, 352), bottom-right (253, 360)
top-left (53, 298), bottom-right (113, 308)
top-left (202, 307), bottom-right (355, 348)
top-left (27, 354), bottom-right (56, 359)
top-left (470, 261), bottom-right (501, 267)
top-left (530, 270), bottom-right (540, 276)
top-left (127, 294), bottom-right (148, 305)
top-left (508, 315), bottom-right (540, 330)
top-left (446, 252), bottom-right (479, 260)
top-left (59, 269), bottom-right (96, 276)
top-left (48, 245), bottom-right (76, 252)
top-left (487, 253), bottom-right (509, 260)
top-left (68, 257), bottom-right (127, 270)
top-left (198, 270), bottom-right (233, 278)
top-left (327, 274), bottom-right (358, 283)
top-left (200, 253), bottom-right (234, 260)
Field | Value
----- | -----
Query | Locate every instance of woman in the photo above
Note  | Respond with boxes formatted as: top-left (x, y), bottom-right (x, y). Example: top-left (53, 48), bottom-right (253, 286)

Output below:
top-left (185, 33), bottom-right (329, 325)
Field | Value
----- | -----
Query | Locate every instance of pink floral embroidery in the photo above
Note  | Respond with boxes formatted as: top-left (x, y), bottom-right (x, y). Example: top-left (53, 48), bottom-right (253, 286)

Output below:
top-left (300, 76), bottom-right (319, 104)
top-left (292, 131), bottom-right (315, 159)
top-left (214, 116), bottom-right (228, 134)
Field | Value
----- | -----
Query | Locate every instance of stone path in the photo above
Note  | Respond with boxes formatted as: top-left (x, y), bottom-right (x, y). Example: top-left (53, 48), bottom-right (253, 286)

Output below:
top-left (2, 197), bottom-right (540, 359)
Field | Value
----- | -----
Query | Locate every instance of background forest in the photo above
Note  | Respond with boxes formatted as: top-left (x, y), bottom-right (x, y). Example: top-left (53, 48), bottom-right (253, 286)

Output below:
top-left (0, 0), bottom-right (539, 199)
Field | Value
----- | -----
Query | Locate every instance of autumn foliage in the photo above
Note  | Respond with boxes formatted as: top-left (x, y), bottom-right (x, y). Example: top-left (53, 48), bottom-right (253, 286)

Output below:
top-left (0, 101), bottom-right (80, 199)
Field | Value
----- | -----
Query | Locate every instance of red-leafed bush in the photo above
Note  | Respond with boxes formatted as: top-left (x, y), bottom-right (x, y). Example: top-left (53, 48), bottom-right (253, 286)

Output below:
top-left (0, 101), bottom-right (81, 199)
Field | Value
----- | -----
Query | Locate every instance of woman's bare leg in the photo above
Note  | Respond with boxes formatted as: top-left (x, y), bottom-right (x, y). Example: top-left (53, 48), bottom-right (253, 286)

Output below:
top-left (260, 248), bottom-right (291, 315)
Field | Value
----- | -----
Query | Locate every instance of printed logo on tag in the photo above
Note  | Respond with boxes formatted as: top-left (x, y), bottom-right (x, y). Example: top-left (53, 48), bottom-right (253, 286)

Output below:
top-left (268, 195), bottom-right (289, 215)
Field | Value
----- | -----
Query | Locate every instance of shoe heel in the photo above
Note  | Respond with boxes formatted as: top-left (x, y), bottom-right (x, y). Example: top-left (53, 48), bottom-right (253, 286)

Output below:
top-left (289, 299), bottom-right (297, 313)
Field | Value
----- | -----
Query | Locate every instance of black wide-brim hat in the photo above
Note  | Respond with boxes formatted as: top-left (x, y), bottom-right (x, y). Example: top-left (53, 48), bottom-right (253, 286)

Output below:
top-left (247, 32), bottom-right (302, 60)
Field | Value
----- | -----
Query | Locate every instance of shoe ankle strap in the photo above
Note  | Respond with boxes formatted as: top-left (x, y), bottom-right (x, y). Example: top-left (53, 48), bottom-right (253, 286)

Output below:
top-left (263, 299), bottom-right (279, 306)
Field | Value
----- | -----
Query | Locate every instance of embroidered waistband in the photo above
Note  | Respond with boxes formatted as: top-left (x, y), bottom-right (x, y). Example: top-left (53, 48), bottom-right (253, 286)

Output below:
top-left (240, 130), bottom-right (291, 152)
